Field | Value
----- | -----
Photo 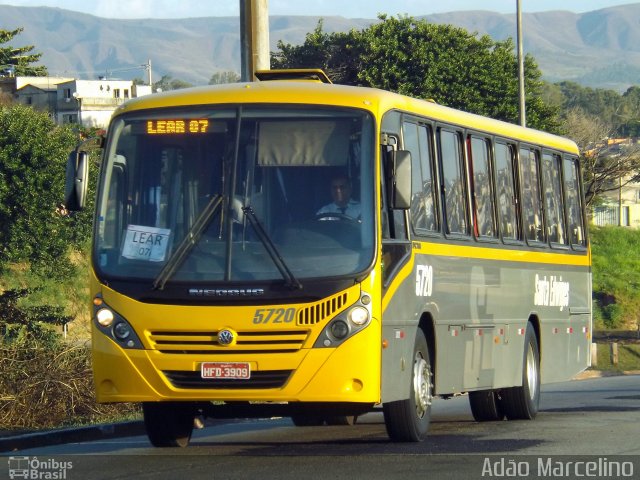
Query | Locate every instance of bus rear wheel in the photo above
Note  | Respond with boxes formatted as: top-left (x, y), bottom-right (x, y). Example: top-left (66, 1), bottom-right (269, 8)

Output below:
top-left (290, 415), bottom-right (357, 426)
top-left (499, 323), bottom-right (540, 420)
top-left (469, 390), bottom-right (505, 421)
top-left (325, 415), bottom-right (358, 426)
top-left (383, 329), bottom-right (433, 442)
top-left (143, 402), bottom-right (195, 447)
top-left (290, 415), bottom-right (325, 426)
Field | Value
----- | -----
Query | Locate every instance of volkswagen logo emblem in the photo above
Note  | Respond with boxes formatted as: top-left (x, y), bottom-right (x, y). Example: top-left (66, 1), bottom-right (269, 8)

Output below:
top-left (218, 329), bottom-right (235, 346)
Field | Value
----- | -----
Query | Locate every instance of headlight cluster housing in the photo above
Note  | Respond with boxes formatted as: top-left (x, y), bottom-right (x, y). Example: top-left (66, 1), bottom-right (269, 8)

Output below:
top-left (315, 293), bottom-right (372, 348)
top-left (93, 296), bottom-right (143, 349)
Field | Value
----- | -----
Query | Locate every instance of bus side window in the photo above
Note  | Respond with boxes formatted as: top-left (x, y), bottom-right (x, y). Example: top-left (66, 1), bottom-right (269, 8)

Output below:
top-left (403, 121), bottom-right (437, 234)
top-left (542, 152), bottom-right (567, 246)
top-left (468, 136), bottom-right (497, 239)
top-left (381, 142), bottom-right (411, 286)
top-left (438, 128), bottom-right (468, 236)
top-left (494, 142), bottom-right (520, 241)
top-left (563, 156), bottom-right (586, 248)
top-left (519, 147), bottom-right (545, 244)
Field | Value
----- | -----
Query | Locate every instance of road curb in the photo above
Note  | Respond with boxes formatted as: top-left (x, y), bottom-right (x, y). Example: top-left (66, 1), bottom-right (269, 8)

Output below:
top-left (574, 369), bottom-right (640, 380)
top-left (0, 420), bottom-right (146, 453)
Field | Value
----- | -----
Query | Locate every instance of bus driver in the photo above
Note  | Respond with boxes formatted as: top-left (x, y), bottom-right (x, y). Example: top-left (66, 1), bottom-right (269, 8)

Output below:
top-left (316, 174), bottom-right (362, 221)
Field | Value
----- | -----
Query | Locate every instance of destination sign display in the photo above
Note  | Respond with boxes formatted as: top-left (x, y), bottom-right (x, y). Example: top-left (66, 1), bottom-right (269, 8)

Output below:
top-left (146, 119), bottom-right (210, 134)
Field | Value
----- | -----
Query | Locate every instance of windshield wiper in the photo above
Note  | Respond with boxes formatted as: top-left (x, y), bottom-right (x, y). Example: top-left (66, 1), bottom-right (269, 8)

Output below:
top-left (242, 206), bottom-right (302, 290)
top-left (152, 194), bottom-right (223, 290)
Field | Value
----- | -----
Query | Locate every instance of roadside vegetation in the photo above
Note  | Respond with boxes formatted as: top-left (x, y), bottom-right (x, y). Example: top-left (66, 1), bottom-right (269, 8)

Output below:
top-left (594, 343), bottom-right (640, 372)
top-left (591, 226), bottom-right (640, 330)
top-left (1, 18), bottom-right (639, 433)
top-left (0, 104), bottom-right (140, 432)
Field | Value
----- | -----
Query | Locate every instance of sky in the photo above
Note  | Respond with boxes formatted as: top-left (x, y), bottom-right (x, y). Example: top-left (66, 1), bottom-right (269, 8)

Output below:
top-left (0, 0), bottom-right (636, 19)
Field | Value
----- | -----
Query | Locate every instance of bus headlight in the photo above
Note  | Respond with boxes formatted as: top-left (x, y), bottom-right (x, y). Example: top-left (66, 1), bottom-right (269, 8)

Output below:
top-left (113, 322), bottom-right (131, 340)
top-left (348, 306), bottom-right (369, 325)
top-left (314, 297), bottom-right (373, 348)
top-left (330, 320), bottom-right (350, 339)
top-left (96, 308), bottom-right (115, 327)
top-left (93, 302), bottom-right (143, 349)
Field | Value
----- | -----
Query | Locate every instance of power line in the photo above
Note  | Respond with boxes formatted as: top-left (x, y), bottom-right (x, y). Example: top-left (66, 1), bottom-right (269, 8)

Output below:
top-left (47, 61), bottom-right (151, 80)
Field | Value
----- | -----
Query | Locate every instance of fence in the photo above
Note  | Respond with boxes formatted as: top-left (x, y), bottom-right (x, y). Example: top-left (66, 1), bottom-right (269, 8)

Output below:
top-left (592, 206), bottom-right (629, 226)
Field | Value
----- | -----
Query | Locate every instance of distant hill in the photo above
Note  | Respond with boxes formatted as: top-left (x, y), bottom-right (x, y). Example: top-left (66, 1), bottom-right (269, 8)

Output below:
top-left (1, 3), bottom-right (639, 91)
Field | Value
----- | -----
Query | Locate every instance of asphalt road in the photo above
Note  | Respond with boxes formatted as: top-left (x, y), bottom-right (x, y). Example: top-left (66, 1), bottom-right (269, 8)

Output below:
top-left (3, 375), bottom-right (640, 480)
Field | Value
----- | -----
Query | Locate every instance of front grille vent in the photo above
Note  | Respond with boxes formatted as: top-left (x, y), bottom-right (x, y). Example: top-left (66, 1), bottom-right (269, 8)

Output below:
top-left (296, 292), bottom-right (348, 326)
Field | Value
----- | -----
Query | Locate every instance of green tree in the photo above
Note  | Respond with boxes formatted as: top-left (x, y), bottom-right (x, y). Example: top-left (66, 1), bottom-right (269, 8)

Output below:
top-left (209, 71), bottom-right (240, 85)
top-left (553, 81), bottom-right (640, 137)
top-left (0, 27), bottom-right (47, 77)
top-left (0, 104), bottom-right (85, 277)
top-left (153, 74), bottom-right (193, 92)
top-left (272, 20), bottom-right (362, 85)
top-left (272, 16), bottom-right (558, 132)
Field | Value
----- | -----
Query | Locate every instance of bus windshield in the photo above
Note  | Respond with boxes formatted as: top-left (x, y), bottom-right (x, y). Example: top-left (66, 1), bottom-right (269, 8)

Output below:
top-left (95, 106), bottom-right (376, 286)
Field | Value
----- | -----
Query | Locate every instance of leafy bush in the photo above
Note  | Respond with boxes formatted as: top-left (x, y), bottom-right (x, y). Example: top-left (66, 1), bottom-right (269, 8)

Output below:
top-left (0, 288), bottom-right (71, 345)
top-left (591, 226), bottom-right (640, 329)
top-left (0, 104), bottom-right (92, 278)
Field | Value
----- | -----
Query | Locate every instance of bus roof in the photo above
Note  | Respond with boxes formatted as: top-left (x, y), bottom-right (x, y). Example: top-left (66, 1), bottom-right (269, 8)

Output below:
top-left (115, 80), bottom-right (579, 155)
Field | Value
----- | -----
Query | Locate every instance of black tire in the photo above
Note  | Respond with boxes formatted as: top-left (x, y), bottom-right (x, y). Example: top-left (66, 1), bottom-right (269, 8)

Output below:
top-left (499, 323), bottom-right (540, 420)
top-left (469, 390), bottom-right (505, 422)
top-left (383, 329), bottom-right (433, 442)
top-left (325, 415), bottom-right (358, 426)
top-left (290, 415), bottom-right (325, 426)
top-left (143, 402), bottom-right (195, 447)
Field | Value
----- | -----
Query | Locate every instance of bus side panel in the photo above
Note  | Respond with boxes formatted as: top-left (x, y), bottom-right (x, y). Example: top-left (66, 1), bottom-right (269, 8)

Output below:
top-left (427, 255), bottom-right (525, 395)
top-left (383, 246), bottom-right (592, 398)
top-left (380, 257), bottom-right (419, 404)
top-left (537, 264), bottom-right (592, 384)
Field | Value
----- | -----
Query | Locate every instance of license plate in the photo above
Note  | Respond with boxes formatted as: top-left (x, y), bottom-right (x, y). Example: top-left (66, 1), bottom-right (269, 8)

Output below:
top-left (200, 362), bottom-right (251, 380)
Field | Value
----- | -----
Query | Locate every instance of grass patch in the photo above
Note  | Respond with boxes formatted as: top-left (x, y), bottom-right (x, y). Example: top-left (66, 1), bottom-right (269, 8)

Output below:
top-left (593, 342), bottom-right (640, 372)
top-left (0, 337), bottom-right (140, 432)
top-left (591, 226), bottom-right (640, 330)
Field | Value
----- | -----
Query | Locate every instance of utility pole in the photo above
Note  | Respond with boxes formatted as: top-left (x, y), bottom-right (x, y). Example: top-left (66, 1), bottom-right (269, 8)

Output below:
top-left (517, 0), bottom-right (526, 127)
top-left (240, 0), bottom-right (270, 82)
top-left (146, 59), bottom-right (152, 86)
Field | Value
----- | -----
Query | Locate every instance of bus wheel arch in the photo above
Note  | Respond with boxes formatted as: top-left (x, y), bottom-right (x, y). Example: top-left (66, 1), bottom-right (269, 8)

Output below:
top-left (418, 313), bottom-right (436, 380)
top-left (383, 317), bottom-right (435, 442)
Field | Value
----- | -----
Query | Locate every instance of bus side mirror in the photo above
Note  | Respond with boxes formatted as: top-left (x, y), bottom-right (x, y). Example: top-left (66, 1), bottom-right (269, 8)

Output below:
top-left (389, 150), bottom-right (412, 210)
top-left (64, 150), bottom-right (89, 211)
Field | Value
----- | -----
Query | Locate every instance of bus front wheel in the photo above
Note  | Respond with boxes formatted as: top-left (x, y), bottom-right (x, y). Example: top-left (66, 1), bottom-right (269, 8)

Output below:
top-left (143, 402), bottom-right (195, 447)
top-left (383, 329), bottom-right (433, 442)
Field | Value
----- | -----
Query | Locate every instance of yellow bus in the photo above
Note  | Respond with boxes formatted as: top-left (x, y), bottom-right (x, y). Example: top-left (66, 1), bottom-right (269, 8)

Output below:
top-left (65, 69), bottom-right (591, 447)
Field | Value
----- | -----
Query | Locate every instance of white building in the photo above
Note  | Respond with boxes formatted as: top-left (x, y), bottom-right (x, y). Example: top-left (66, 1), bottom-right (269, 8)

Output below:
top-left (4, 76), bottom-right (153, 128)
top-left (56, 79), bottom-right (152, 128)
top-left (15, 76), bottom-right (73, 113)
